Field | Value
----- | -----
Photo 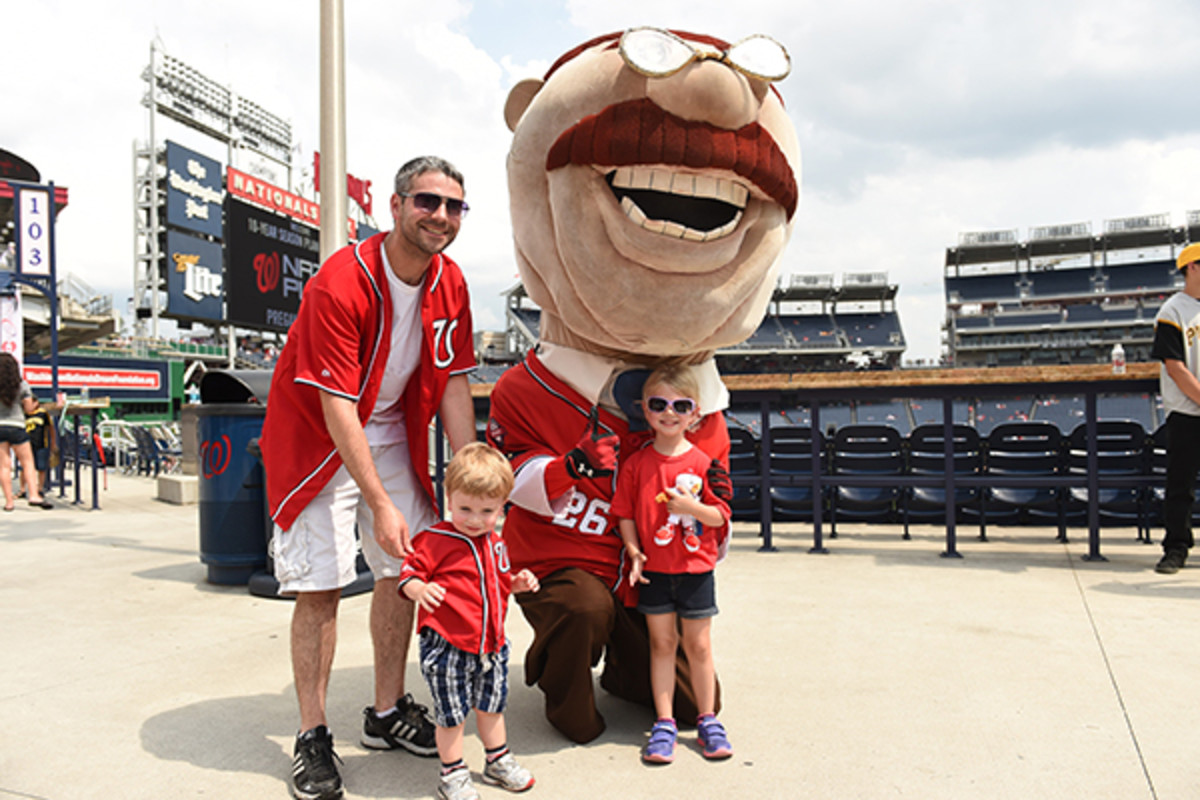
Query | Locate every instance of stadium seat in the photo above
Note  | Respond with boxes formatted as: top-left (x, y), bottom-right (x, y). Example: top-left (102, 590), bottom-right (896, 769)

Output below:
top-left (727, 426), bottom-right (762, 522)
top-left (827, 424), bottom-right (904, 537)
top-left (1061, 420), bottom-right (1149, 540)
top-left (979, 422), bottom-right (1066, 541)
top-left (767, 426), bottom-right (824, 523)
top-left (902, 423), bottom-right (983, 539)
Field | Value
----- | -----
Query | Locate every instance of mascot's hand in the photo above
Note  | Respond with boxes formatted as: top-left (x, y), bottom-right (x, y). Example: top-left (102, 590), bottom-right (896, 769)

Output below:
top-left (564, 407), bottom-right (618, 480)
top-left (707, 459), bottom-right (733, 504)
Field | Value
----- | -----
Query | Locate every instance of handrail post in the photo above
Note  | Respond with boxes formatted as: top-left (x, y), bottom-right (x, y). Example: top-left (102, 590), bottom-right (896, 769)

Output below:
top-left (809, 402), bottom-right (827, 553)
top-left (941, 396), bottom-right (961, 558)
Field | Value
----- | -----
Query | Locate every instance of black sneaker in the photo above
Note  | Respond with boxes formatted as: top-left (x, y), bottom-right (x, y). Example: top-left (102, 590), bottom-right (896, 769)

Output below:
top-left (1156, 549), bottom-right (1188, 575)
top-left (361, 694), bottom-right (437, 756)
top-left (291, 726), bottom-right (343, 800)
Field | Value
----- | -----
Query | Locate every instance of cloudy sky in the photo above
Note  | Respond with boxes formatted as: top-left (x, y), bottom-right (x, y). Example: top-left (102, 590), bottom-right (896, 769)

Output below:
top-left (5, 0), bottom-right (1200, 362)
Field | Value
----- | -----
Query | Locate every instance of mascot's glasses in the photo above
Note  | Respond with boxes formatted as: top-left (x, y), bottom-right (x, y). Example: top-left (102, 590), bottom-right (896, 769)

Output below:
top-left (400, 191), bottom-right (470, 219)
top-left (645, 396), bottom-right (697, 415)
top-left (619, 27), bottom-right (791, 82)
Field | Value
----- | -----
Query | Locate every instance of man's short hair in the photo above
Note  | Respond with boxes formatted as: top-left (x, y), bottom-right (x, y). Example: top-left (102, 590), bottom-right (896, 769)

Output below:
top-left (394, 156), bottom-right (465, 196)
top-left (444, 442), bottom-right (513, 500)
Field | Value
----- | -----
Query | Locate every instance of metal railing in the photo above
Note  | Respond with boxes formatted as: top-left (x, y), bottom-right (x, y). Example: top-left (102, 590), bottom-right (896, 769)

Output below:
top-left (727, 366), bottom-right (1161, 560)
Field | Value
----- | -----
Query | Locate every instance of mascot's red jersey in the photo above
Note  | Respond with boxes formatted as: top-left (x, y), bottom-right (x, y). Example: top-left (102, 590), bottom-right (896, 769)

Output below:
top-left (398, 520), bottom-right (515, 656)
top-left (487, 350), bottom-right (730, 604)
top-left (262, 233), bottom-right (475, 531)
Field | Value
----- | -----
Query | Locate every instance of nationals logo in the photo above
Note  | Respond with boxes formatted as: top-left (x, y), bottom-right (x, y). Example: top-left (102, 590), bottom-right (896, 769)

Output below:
top-left (199, 435), bottom-right (232, 478)
top-left (254, 252), bottom-right (280, 293)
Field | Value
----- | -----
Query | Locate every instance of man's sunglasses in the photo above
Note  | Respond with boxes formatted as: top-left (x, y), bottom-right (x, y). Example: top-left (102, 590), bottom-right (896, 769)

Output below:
top-left (644, 396), bottom-right (697, 415)
top-left (400, 192), bottom-right (470, 218)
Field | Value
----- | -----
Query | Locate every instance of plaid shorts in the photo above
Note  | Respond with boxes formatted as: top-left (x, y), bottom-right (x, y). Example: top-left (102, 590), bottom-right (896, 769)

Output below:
top-left (418, 628), bottom-right (510, 728)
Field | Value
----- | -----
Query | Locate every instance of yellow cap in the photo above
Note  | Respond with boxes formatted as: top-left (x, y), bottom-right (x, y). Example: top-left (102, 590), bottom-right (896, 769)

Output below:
top-left (1178, 243), bottom-right (1200, 270)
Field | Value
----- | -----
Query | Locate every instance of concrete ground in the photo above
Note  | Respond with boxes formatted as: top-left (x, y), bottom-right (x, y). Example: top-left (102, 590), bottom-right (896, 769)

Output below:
top-left (1, 470), bottom-right (1197, 799)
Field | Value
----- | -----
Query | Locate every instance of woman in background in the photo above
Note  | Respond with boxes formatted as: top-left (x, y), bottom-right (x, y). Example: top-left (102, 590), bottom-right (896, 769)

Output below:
top-left (0, 353), bottom-right (51, 511)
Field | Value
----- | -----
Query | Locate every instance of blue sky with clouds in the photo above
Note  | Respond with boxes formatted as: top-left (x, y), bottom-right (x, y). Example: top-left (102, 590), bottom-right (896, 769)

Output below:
top-left (5, 0), bottom-right (1200, 361)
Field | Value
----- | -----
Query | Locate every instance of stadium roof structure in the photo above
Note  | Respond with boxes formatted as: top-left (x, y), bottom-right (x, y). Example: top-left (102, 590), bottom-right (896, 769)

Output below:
top-left (946, 214), bottom-right (1193, 272)
top-left (773, 272), bottom-right (897, 305)
top-left (835, 272), bottom-right (897, 302)
top-left (778, 272), bottom-right (836, 302)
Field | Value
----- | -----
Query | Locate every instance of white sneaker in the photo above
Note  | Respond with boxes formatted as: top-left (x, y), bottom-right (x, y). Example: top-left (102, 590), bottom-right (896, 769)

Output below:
top-left (481, 752), bottom-right (535, 792)
top-left (437, 766), bottom-right (479, 800)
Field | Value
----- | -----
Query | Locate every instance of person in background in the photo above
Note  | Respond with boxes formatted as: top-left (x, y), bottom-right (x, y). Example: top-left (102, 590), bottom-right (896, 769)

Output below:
top-left (1151, 242), bottom-right (1200, 574)
top-left (24, 394), bottom-right (55, 496)
top-left (0, 353), bottom-right (51, 511)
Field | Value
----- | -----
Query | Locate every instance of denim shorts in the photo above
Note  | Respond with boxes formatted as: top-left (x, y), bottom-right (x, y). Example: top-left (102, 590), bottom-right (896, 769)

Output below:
top-left (418, 628), bottom-right (510, 728)
top-left (0, 425), bottom-right (29, 445)
top-left (637, 571), bottom-right (718, 619)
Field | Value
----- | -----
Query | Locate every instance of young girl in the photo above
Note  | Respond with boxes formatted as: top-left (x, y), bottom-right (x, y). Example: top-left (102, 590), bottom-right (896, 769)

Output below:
top-left (612, 365), bottom-right (733, 764)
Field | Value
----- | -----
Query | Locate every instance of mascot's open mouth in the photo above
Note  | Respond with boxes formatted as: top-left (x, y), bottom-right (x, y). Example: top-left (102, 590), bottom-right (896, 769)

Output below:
top-left (605, 167), bottom-right (746, 241)
top-left (546, 98), bottom-right (797, 239)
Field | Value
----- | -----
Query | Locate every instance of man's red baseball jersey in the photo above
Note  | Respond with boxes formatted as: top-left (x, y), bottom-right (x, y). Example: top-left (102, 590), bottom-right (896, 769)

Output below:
top-left (262, 233), bottom-right (475, 530)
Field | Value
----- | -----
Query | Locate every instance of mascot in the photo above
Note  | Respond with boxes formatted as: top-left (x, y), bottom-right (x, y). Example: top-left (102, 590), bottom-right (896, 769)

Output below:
top-left (487, 27), bottom-right (800, 743)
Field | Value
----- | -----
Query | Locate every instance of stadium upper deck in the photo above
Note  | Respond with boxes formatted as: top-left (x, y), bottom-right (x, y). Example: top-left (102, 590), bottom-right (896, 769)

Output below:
top-left (945, 210), bottom-right (1200, 367)
top-left (498, 272), bottom-right (908, 375)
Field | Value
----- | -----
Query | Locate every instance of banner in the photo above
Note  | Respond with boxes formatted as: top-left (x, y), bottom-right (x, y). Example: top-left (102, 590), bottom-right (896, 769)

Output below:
top-left (225, 198), bottom-right (320, 331)
top-left (17, 187), bottom-right (52, 276)
top-left (165, 229), bottom-right (225, 323)
top-left (0, 293), bottom-right (21, 364)
top-left (165, 141), bottom-right (224, 239)
top-left (23, 357), bottom-right (168, 399)
top-left (226, 166), bottom-right (320, 228)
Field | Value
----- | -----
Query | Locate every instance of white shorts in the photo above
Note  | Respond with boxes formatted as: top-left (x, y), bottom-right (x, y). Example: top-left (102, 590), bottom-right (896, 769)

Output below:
top-left (272, 443), bottom-right (437, 593)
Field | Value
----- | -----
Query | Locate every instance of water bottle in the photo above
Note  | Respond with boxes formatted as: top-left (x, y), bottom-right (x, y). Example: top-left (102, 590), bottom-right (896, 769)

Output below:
top-left (1111, 343), bottom-right (1126, 375)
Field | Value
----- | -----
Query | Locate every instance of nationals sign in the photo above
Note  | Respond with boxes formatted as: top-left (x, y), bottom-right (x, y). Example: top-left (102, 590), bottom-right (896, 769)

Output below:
top-left (226, 166), bottom-right (319, 227)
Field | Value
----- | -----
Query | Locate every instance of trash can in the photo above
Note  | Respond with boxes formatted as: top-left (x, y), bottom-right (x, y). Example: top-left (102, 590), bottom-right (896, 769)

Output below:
top-left (196, 370), bottom-right (271, 585)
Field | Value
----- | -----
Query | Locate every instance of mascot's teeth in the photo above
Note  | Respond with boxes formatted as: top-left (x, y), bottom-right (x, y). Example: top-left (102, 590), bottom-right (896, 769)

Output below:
top-left (610, 166), bottom-right (748, 241)
top-left (611, 166), bottom-right (749, 206)
top-left (620, 197), bottom-right (740, 241)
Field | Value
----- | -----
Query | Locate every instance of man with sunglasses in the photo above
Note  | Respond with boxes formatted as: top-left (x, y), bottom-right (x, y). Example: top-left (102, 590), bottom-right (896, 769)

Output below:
top-left (262, 156), bottom-right (478, 800)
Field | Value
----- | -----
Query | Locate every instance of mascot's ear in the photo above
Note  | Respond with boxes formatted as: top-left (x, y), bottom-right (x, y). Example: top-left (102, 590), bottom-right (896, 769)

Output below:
top-left (505, 78), bottom-right (544, 132)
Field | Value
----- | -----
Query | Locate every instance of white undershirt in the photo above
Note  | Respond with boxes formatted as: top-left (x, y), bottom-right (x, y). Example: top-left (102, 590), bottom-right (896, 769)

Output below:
top-left (363, 248), bottom-right (425, 446)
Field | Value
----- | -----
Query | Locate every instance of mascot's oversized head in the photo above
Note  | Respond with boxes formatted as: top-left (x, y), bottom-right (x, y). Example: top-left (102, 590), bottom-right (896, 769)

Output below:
top-left (505, 28), bottom-right (800, 361)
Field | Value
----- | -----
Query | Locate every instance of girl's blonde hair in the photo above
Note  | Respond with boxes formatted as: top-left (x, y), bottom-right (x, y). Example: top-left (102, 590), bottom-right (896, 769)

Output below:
top-left (443, 441), bottom-right (514, 499)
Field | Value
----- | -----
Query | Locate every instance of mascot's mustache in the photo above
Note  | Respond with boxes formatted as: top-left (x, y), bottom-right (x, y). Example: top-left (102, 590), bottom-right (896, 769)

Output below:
top-left (545, 97), bottom-right (797, 220)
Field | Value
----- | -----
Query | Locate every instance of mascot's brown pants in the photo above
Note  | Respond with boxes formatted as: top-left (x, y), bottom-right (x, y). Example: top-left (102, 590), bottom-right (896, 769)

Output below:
top-left (515, 566), bottom-right (721, 744)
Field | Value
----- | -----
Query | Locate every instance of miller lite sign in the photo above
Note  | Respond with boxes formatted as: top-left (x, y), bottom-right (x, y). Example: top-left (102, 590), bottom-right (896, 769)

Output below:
top-left (165, 230), bottom-right (224, 323)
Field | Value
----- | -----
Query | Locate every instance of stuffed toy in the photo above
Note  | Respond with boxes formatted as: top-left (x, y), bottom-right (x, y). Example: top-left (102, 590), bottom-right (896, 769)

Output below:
top-left (488, 27), bottom-right (800, 743)
top-left (655, 471), bottom-right (705, 551)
